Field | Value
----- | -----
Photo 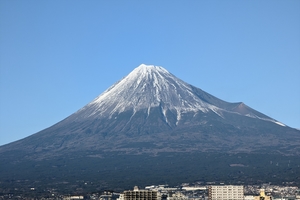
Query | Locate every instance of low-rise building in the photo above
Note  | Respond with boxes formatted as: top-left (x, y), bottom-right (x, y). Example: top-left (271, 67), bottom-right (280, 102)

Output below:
top-left (167, 192), bottom-right (188, 200)
top-left (244, 195), bottom-right (254, 200)
top-left (254, 189), bottom-right (271, 200)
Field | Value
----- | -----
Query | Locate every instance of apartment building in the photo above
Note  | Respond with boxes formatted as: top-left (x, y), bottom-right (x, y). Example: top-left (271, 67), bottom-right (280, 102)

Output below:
top-left (208, 185), bottom-right (244, 200)
top-left (124, 186), bottom-right (158, 200)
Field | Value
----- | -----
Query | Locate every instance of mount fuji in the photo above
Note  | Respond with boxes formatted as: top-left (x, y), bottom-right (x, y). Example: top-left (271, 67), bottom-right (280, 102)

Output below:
top-left (1, 64), bottom-right (299, 192)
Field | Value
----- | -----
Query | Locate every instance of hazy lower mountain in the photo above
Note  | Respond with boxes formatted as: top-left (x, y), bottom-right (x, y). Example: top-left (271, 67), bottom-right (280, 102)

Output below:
top-left (1, 64), bottom-right (299, 192)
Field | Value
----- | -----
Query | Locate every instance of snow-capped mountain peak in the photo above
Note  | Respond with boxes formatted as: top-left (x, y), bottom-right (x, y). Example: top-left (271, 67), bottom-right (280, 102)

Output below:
top-left (1, 63), bottom-right (297, 167)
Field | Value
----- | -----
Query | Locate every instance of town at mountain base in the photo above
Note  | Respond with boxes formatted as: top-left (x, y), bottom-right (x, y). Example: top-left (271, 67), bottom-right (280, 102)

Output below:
top-left (0, 64), bottom-right (299, 192)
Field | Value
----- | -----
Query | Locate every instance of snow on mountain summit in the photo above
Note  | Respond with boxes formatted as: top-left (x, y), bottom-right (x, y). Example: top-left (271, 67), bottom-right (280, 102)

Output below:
top-left (72, 64), bottom-right (284, 127)
top-left (79, 64), bottom-right (220, 119)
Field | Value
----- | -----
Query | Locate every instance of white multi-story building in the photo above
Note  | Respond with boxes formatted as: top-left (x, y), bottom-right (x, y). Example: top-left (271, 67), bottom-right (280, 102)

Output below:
top-left (208, 185), bottom-right (244, 200)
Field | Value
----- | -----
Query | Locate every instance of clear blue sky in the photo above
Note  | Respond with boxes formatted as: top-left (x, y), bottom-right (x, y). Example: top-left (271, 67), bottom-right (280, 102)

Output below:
top-left (0, 1), bottom-right (299, 146)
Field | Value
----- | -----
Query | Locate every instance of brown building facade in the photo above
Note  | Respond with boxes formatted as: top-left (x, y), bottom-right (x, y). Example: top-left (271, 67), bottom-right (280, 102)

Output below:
top-left (124, 187), bottom-right (157, 200)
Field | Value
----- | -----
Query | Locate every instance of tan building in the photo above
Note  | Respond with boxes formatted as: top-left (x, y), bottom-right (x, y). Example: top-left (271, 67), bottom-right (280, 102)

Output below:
top-left (208, 185), bottom-right (244, 200)
top-left (254, 189), bottom-right (271, 200)
top-left (124, 186), bottom-right (158, 200)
